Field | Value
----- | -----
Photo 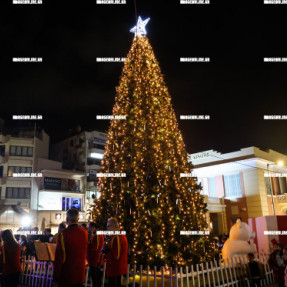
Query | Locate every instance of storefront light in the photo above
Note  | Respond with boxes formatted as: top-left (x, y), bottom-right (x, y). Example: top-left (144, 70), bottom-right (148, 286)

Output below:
top-left (21, 216), bottom-right (32, 227)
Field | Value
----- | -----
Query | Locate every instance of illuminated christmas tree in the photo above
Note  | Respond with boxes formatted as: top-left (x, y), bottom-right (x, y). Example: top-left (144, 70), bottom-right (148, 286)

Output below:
top-left (93, 17), bottom-right (213, 266)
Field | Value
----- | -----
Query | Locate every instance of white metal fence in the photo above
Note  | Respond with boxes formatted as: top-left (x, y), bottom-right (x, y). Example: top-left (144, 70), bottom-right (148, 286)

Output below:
top-left (20, 255), bottom-right (274, 287)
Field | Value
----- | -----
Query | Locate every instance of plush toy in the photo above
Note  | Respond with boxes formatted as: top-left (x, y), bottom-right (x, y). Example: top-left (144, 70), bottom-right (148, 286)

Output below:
top-left (222, 219), bottom-right (256, 264)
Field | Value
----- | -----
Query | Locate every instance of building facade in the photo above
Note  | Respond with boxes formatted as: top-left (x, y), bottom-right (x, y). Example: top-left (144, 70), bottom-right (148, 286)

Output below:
top-left (0, 127), bottom-right (49, 230)
top-left (51, 131), bottom-right (107, 213)
top-left (189, 147), bottom-right (287, 234)
top-left (35, 158), bottom-right (86, 234)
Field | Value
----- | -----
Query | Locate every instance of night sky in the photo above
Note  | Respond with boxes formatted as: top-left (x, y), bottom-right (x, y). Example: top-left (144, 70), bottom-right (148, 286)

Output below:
top-left (1, 0), bottom-right (287, 155)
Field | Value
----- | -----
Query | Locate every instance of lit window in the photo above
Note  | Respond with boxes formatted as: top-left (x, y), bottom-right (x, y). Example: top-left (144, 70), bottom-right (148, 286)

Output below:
top-left (208, 177), bottom-right (216, 197)
top-left (224, 174), bottom-right (242, 197)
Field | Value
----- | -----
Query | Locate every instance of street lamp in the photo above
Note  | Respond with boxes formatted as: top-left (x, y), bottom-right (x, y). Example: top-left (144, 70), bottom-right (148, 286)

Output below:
top-left (267, 161), bottom-right (284, 216)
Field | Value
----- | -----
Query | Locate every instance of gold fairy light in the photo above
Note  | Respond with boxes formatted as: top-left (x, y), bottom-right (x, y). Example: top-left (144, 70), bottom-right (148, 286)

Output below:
top-left (92, 31), bottom-right (211, 266)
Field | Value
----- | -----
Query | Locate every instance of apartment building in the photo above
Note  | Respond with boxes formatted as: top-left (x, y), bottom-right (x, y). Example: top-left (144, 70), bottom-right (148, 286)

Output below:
top-left (51, 130), bottom-right (107, 211)
top-left (0, 126), bottom-right (49, 229)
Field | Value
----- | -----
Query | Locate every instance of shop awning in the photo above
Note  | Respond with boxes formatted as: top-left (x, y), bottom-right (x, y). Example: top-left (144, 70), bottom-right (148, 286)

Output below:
top-left (11, 203), bottom-right (29, 216)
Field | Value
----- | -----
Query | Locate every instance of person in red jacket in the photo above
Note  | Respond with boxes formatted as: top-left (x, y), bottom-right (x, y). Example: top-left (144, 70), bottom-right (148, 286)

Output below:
top-left (105, 218), bottom-right (128, 287)
top-left (53, 208), bottom-right (88, 287)
top-left (0, 229), bottom-right (22, 287)
top-left (87, 222), bottom-right (104, 287)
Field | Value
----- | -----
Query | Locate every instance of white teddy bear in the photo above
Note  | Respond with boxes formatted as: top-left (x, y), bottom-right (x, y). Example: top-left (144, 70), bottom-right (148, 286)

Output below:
top-left (222, 219), bottom-right (257, 264)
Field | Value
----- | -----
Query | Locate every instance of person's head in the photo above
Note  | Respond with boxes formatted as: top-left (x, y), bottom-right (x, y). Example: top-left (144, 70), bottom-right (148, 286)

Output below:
top-left (107, 217), bottom-right (119, 231)
top-left (45, 228), bottom-right (51, 236)
top-left (248, 253), bottom-right (255, 262)
top-left (1, 229), bottom-right (18, 246)
top-left (66, 208), bottom-right (79, 225)
top-left (88, 222), bottom-right (97, 234)
top-left (20, 235), bottom-right (28, 243)
top-left (58, 223), bottom-right (67, 233)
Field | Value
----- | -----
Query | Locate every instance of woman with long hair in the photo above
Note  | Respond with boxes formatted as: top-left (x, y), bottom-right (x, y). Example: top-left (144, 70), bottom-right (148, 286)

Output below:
top-left (0, 229), bottom-right (22, 287)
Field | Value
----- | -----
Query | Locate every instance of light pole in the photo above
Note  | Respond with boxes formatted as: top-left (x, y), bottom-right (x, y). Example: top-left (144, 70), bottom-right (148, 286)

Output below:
top-left (266, 161), bottom-right (283, 216)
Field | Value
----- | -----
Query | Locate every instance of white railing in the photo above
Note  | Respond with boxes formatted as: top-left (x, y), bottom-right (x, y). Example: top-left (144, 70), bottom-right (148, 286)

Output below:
top-left (20, 255), bottom-right (274, 287)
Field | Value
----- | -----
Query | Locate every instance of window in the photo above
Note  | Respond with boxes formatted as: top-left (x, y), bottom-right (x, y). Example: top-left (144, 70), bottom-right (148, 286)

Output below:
top-left (271, 177), bottom-right (280, 195)
top-left (224, 174), bottom-right (242, 197)
top-left (8, 166), bottom-right (32, 176)
top-left (16, 146), bottom-right (22, 156)
top-left (22, 146), bottom-right (28, 156)
top-left (197, 178), bottom-right (208, 195)
top-left (28, 147), bottom-right (33, 156)
top-left (208, 177), bottom-right (217, 197)
top-left (279, 178), bottom-right (287, 195)
top-left (6, 188), bottom-right (12, 198)
top-left (0, 166), bottom-right (3, 178)
top-left (6, 187), bottom-right (30, 199)
top-left (265, 177), bottom-right (272, 195)
top-left (10, 146), bottom-right (16, 156)
top-left (87, 158), bottom-right (102, 165)
top-left (9, 146), bottom-right (33, 157)
top-left (0, 145), bottom-right (5, 157)
top-left (62, 197), bottom-right (81, 211)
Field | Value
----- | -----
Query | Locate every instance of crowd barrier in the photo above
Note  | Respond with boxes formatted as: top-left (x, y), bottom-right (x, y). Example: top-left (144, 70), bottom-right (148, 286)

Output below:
top-left (20, 254), bottom-right (274, 287)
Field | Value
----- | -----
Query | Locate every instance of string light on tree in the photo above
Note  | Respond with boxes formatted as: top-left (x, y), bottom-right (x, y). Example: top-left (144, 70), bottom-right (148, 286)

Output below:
top-left (92, 16), bottom-right (212, 267)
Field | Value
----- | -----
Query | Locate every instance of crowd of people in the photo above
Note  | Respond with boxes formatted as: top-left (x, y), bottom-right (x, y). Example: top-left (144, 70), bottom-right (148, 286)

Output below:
top-left (0, 208), bottom-right (128, 287)
top-left (1, 216), bottom-right (287, 287)
top-left (268, 243), bottom-right (287, 287)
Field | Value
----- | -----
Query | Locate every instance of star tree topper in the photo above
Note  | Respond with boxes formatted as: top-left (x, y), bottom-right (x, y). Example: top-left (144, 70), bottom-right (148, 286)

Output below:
top-left (130, 16), bottom-right (150, 37)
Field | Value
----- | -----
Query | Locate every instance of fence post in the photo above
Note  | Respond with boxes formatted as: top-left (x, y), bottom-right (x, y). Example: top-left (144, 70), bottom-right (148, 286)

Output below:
top-left (41, 261), bottom-right (46, 287)
top-left (196, 264), bottom-right (200, 287)
top-left (210, 261), bottom-right (216, 287)
top-left (190, 265), bottom-right (195, 287)
top-left (185, 266), bottom-right (189, 287)
top-left (179, 266), bottom-right (183, 287)
top-left (49, 262), bottom-right (54, 287)
top-left (140, 265), bottom-right (143, 287)
top-left (214, 260), bottom-right (221, 287)
top-left (205, 262), bottom-right (211, 287)
top-left (154, 266), bottom-right (157, 287)
top-left (84, 266), bottom-right (89, 287)
top-left (175, 267), bottom-right (178, 287)
top-left (132, 264), bottom-right (136, 287)
top-left (226, 258), bottom-right (233, 286)
top-left (222, 259), bottom-right (230, 287)
top-left (169, 267), bottom-right (172, 287)
top-left (126, 264), bottom-right (130, 287)
top-left (218, 259), bottom-right (226, 287)
top-left (200, 263), bottom-right (206, 287)
top-left (147, 265), bottom-right (150, 287)
top-left (161, 266), bottom-right (165, 287)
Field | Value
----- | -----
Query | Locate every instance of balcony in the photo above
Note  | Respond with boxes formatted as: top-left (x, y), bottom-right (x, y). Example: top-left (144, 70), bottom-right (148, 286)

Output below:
top-left (6, 177), bottom-right (31, 187)
top-left (87, 164), bottom-right (101, 171)
top-left (0, 135), bottom-right (6, 143)
top-left (0, 177), bottom-right (6, 185)
top-left (39, 185), bottom-right (84, 194)
top-left (0, 155), bottom-right (5, 164)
